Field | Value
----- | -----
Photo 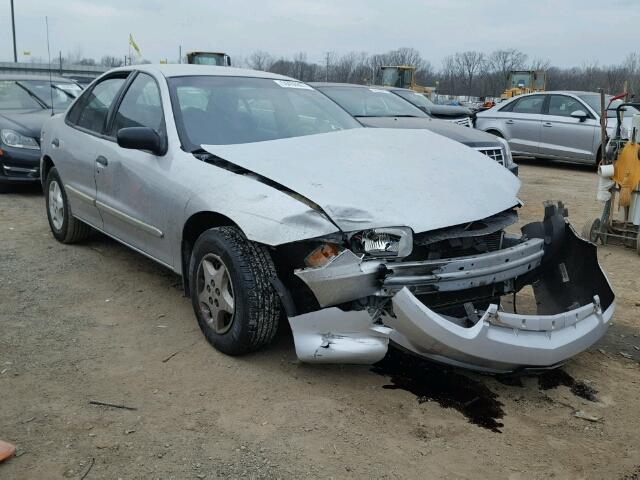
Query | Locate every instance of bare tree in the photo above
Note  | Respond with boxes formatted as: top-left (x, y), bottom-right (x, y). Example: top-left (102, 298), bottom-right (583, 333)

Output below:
top-left (100, 55), bottom-right (123, 68)
top-left (454, 51), bottom-right (486, 94)
top-left (489, 49), bottom-right (527, 82)
top-left (247, 50), bottom-right (274, 71)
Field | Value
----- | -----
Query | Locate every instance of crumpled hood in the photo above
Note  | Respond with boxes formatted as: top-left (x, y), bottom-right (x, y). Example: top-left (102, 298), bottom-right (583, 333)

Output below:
top-left (0, 109), bottom-right (52, 139)
top-left (203, 128), bottom-right (521, 233)
top-left (357, 116), bottom-right (501, 147)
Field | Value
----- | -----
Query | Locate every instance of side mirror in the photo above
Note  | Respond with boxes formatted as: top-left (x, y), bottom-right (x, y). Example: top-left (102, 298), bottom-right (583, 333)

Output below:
top-left (117, 127), bottom-right (164, 155)
top-left (570, 110), bottom-right (588, 122)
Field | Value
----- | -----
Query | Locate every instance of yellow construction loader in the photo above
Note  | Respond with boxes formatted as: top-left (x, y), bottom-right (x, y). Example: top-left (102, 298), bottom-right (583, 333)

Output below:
top-left (379, 65), bottom-right (434, 97)
top-left (186, 51), bottom-right (231, 66)
top-left (500, 70), bottom-right (547, 99)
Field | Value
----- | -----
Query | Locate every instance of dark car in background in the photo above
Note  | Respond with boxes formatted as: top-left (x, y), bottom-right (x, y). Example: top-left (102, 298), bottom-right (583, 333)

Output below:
top-left (0, 75), bottom-right (82, 192)
top-left (312, 83), bottom-right (517, 175)
top-left (385, 87), bottom-right (473, 127)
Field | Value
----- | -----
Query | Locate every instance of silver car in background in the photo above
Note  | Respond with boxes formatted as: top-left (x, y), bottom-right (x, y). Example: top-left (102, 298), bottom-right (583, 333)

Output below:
top-left (475, 91), bottom-right (638, 165)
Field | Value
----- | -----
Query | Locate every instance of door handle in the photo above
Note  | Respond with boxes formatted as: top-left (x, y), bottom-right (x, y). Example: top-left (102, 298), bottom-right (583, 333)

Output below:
top-left (505, 120), bottom-right (515, 124)
top-left (543, 122), bottom-right (553, 127)
top-left (51, 138), bottom-right (59, 147)
top-left (96, 156), bottom-right (109, 167)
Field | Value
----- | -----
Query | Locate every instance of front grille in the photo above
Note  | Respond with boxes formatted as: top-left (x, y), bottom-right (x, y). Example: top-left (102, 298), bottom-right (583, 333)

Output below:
top-left (476, 147), bottom-right (505, 165)
top-left (447, 116), bottom-right (472, 128)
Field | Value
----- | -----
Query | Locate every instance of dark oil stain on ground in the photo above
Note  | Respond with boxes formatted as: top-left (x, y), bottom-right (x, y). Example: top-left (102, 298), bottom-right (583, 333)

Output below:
top-left (537, 369), bottom-right (598, 401)
top-left (372, 349), bottom-right (505, 433)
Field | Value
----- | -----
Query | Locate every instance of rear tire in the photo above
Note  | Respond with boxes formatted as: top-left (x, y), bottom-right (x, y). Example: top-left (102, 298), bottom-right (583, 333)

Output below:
top-left (189, 226), bottom-right (281, 355)
top-left (45, 167), bottom-right (91, 243)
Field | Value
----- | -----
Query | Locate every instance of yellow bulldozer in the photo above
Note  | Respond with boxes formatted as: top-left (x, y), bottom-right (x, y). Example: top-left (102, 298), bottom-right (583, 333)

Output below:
top-left (379, 65), bottom-right (434, 97)
top-left (500, 70), bottom-right (547, 99)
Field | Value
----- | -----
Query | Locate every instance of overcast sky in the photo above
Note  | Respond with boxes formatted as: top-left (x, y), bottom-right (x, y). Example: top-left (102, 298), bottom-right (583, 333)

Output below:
top-left (1, 0), bottom-right (638, 67)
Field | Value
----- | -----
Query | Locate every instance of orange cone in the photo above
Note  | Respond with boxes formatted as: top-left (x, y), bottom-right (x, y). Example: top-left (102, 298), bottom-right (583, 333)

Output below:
top-left (0, 440), bottom-right (16, 462)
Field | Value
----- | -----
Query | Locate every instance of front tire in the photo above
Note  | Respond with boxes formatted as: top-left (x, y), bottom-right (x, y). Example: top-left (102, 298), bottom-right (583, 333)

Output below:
top-left (189, 226), bottom-right (281, 355)
top-left (45, 167), bottom-right (91, 243)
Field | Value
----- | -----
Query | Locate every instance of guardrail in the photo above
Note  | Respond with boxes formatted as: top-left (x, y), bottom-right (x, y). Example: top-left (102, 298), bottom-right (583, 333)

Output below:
top-left (0, 61), bottom-right (106, 78)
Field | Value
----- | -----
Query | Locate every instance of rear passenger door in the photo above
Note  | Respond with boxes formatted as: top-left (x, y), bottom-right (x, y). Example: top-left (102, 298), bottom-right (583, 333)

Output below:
top-left (539, 94), bottom-right (597, 162)
top-left (500, 95), bottom-right (544, 155)
top-left (94, 72), bottom-right (174, 266)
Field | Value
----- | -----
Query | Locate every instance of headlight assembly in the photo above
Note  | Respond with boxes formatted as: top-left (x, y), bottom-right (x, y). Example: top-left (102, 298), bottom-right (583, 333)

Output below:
top-left (0, 129), bottom-right (40, 150)
top-left (349, 227), bottom-right (413, 259)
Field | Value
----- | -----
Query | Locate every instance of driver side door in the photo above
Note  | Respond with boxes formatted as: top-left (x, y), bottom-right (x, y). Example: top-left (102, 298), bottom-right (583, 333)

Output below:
top-left (94, 72), bottom-right (175, 267)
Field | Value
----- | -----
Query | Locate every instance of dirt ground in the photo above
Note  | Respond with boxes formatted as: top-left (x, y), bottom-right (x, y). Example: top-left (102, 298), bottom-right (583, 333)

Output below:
top-left (1, 160), bottom-right (639, 480)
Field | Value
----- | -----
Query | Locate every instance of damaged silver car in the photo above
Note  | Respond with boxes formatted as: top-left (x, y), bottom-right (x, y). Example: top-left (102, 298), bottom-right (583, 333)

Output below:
top-left (40, 65), bottom-right (614, 373)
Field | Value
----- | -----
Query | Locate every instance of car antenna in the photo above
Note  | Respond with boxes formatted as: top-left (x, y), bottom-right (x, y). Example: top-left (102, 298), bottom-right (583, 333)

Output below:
top-left (45, 16), bottom-right (54, 116)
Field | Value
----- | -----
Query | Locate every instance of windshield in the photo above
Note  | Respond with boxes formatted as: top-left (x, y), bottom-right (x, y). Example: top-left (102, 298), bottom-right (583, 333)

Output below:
top-left (317, 86), bottom-right (427, 118)
top-left (578, 94), bottom-right (640, 118)
top-left (169, 76), bottom-right (361, 147)
top-left (0, 80), bottom-right (45, 110)
top-left (392, 90), bottom-right (434, 109)
top-left (21, 80), bottom-right (82, 109)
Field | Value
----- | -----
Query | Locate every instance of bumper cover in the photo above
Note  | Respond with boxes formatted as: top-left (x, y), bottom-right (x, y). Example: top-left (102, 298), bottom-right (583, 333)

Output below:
top-left (0, 146), bottom-right (41, 184)
top-left (386, 288), bottom-right (613, 372)
top-left (288, 206), bottom-right (615, 372)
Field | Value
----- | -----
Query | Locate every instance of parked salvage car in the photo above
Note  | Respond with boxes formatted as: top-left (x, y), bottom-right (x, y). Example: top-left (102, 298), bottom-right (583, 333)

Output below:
top-left (0, 75), bottom-right (82, 192)
top-left (312, 82), bottom-right (517, 175)
top-left (475, 91), bottom-right (639, 165)
top-left (40, 65), bottom-right (614, 373)
top-left (384, 87), bottom-right (474, 127)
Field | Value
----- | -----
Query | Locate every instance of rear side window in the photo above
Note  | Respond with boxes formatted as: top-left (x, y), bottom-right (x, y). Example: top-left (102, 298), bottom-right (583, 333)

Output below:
top-left (510, 95), bottom-right (544, 114)
top-left (547, 95), bottom-right (585, 117)
top-left (111, 73), bottom-right (164, 136)
top-left (74, 77), bottom-right (126, 134)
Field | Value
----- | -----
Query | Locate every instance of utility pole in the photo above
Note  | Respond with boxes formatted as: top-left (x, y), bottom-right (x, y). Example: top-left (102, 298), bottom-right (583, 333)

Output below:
top-left (179, 45), bottom-right (182, 64)
top-left (324, 52), bottom-right (330, 82)
top-left (10, 0), bottom-right (18, 62)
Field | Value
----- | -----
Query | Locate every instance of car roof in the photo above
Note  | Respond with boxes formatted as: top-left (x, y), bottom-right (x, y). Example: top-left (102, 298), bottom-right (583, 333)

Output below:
top-left (509, 90), bottom-right (603, 97)
top-left (106, 64), bottom-right (294, 81)
top-left (0, 74), bottom-right (76, 83)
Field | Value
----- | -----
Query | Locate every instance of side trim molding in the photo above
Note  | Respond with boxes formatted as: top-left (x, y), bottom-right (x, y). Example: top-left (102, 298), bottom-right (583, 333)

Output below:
top-left (95, 200), bottom-right (164, 238)
top-left (65, 183), bottom-right (164, 239)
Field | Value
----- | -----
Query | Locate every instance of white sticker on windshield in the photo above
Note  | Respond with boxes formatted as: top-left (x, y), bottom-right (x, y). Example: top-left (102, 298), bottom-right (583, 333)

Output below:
top-left (274, 80), bottom-right (313, 90)
top-left (368, 88), bottom-right (391, 94)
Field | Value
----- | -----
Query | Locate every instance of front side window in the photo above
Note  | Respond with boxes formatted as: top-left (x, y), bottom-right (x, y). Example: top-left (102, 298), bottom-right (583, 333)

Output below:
top-left (111, 73), bottom-right (164, 135)
top-left (318, 86), bottom-right (428, 118)
top-left (547, 95), bottom-right (585, 117)
top-left (510, 95), bottom-right (544, 114)
top-left (169, 76), bottom-right (360, 148)
top-left (74, 77), bottom-right (127, 134)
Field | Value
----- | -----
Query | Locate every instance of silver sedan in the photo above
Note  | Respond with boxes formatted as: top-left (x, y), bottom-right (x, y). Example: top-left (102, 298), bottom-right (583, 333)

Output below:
top-left (39, 66), bottom-right (614, 373)
top-left (475, 90), bottom-right (637, 165)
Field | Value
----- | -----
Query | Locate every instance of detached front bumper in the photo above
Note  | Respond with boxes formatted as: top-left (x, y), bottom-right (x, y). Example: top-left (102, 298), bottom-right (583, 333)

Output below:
top-left (288, 207), bottom-right (615, 372)
top-left (386, 288), bottom-right (612, 372)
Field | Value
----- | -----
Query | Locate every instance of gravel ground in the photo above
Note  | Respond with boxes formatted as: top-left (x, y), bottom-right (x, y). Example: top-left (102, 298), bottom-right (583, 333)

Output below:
top-left (1, 160), bottom-right (639, 479)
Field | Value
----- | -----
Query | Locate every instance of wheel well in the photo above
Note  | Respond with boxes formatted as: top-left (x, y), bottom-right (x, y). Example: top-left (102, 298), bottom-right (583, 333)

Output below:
top-left (181, 212), bottom-right (239, 295)
top-left (486, 129), bottom-right (503, 138)
top-left (41, 156), bottom-right (54, 187)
